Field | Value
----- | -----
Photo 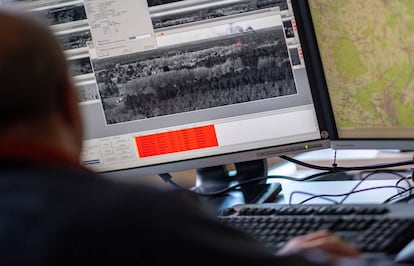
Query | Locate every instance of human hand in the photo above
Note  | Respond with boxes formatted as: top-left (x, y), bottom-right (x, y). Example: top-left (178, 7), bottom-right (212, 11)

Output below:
top-left (276, 230), bottom-right (361, 261)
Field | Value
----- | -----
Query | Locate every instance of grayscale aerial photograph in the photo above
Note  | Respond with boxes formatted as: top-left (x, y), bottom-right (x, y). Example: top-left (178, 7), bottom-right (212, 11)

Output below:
top-left (283, 20), bottom-right (294, 38)
top-left (69, 57), bottom-right (93, 76)
top-left (147, 0), bottom-right (183, 6)
top-left (77, 82), bottom-right (100, 103)
top-left (289, 48), bottom-right (300, 66)
top-left (32, 3), bottom-right (87, 25)
top-left (93, 26), bottom-right (296, 124)
top-left (56, 29), bottom-right (92, 51)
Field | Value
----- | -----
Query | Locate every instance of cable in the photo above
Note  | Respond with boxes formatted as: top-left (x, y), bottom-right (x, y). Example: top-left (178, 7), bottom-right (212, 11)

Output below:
top-left (159, 170), bottom-right (340, 197)
top-left (394, 177), bottom-right (413, 202)
top-left (160, 168), bottom-right (413, 202)
top-left (332, 149), bottom-right (338, 171)
top-left (384, 183), bottom-right (414, 203)
top-left (395, 176), bottom-right (410, 188)
top-left (337, 171), bottom-right (374, 204)
top-left (294, 185), bottom-right (407, 205)
top-left (279, 155), bottom-right (414, 172)
top-left (289, 191), bottom-right (339, 205)
top-left (297, 170), bottom-right (346, 181)
top-left (395, 175), bottom-right (413, 199)
top-left (192, 171), bottom-right (359, 197)
top-left (358, 169), bottom-right (406, 180)
top-left (195, 170), bottom-right (383, 197)
top-left (290, 169), bottom-right (411, 205)
top-left (338, 170), bottom-right (407, 204)
top-left (158, 173), bottom-right (187, 190)
top-left (159, 173), bottom-right (270, 197)
top-left (279, 155), bottom-right (332, 171)
top-left (192, 176), bottom-right (269, 197)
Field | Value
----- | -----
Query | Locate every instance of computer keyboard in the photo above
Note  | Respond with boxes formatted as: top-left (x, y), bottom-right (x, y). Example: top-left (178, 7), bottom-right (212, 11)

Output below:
top-left (217, 204), bottom-right (414, 254)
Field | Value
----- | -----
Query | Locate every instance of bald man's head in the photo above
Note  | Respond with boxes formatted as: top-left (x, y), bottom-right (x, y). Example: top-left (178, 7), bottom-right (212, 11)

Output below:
top-left (0, 11), bottom-right (70, 130)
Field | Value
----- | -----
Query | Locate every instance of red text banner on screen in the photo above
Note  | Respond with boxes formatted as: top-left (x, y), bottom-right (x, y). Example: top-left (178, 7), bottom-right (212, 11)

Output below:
top-left (135, 125), bottom-right (219, 158)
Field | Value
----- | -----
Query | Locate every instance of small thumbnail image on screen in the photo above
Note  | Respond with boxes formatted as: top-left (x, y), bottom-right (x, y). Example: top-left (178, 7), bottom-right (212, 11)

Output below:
top-left (77, 82), bottom-right (100, 103)
top-left (289, 48), bottom-right (301, 66)
top-left (32, 3), bottom-right (87, 25)
top-left (56, 30), bottom-right (92, 51)
top-left (152, 2), bottom-right (257, 30)
top-left (283, 20), bottom-right (294, 38)
top-left (147, 0), bottom-right (183, 7)
top-left (69, 57), bottom-right (93, 77)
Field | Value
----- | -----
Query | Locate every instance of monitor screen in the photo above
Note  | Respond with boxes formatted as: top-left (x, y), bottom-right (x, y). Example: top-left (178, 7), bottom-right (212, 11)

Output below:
top-left (13, 0), bottom-right (332, 177)
top-left (305, 0), bottom-right (414, 150)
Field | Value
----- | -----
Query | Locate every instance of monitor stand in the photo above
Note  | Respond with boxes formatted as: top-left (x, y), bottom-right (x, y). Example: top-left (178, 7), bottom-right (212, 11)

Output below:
top-left (194, 159), bottom-right (282, 208)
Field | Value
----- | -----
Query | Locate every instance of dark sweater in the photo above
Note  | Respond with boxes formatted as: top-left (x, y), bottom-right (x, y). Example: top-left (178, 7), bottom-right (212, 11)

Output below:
top-left (0, 159), bottom-right (326, 266)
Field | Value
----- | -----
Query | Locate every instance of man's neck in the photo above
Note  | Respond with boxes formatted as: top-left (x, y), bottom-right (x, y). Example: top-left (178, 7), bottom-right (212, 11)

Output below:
top-left (0, 115), bottom-right (81, 165)
top-left (0, 139), bottom-right (80, 167)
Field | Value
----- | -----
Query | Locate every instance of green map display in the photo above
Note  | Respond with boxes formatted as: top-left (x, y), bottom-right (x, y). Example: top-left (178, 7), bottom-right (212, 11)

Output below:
top-left (309, 0), bottom-right (414, 138)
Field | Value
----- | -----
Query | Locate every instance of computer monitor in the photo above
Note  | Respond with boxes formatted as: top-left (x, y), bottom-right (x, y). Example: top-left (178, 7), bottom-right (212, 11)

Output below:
top-left (14, 0), bottom-right (333, 178)
top-left (302, 0), bottom-right (414, 150)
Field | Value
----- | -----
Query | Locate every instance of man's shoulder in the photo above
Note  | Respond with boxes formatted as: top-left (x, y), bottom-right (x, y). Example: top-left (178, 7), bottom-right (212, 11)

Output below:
top-left (0, 160), bottom-right (204, 230)
top-left (0, 161), bottom-right (170, 208)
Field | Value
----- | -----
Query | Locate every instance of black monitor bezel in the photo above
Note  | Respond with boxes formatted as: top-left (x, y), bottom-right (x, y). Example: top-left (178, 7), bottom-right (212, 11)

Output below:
top-left (290, 0), bottom-right (338, 140)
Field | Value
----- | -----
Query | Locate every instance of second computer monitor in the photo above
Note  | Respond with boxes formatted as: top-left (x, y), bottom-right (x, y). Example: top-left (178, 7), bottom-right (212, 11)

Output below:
top-left (306, 0), bottom-right (414, 150)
